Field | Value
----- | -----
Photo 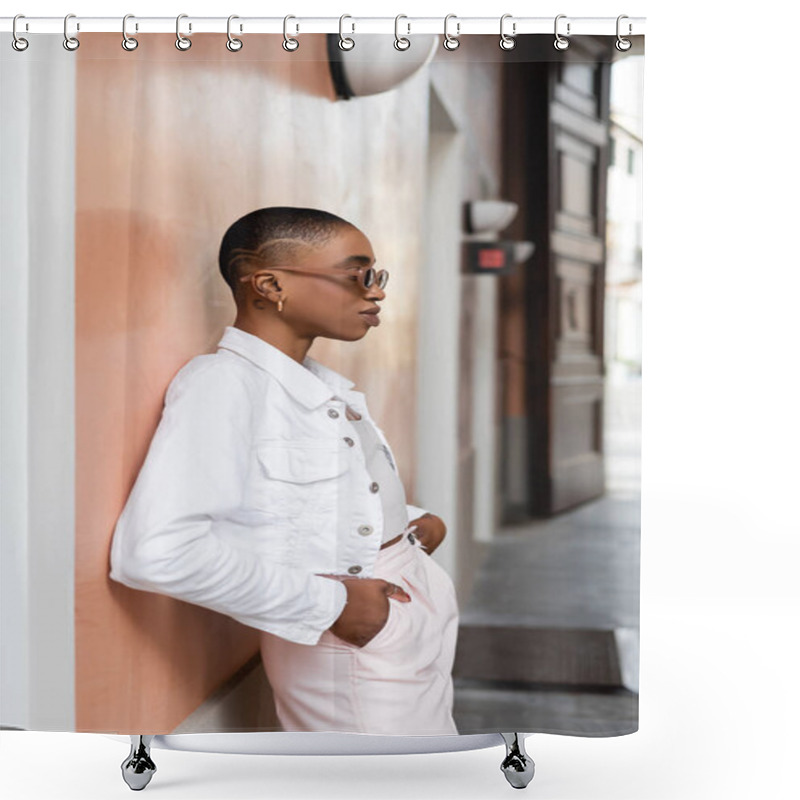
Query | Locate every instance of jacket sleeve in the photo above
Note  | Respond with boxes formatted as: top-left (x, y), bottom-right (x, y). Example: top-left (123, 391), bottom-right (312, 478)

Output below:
top-left (108, 359), bottom-right (348, 646)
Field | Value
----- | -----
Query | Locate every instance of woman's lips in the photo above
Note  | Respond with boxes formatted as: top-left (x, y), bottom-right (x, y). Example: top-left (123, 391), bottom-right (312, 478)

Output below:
top-left (360, 312), bottom-right (380, 327)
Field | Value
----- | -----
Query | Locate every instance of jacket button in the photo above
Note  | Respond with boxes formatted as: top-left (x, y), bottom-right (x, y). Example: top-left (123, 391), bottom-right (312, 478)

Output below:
top-left (347, 565), bottom-right (362, 575)
top-left (344, 437), bottom-right (354, 446)
top-left (358, 525), bottom-right (373, 536)
top-left (370, 482), bottom-right (379, 493)
top-left (328, 408), bottom-right (340, 419)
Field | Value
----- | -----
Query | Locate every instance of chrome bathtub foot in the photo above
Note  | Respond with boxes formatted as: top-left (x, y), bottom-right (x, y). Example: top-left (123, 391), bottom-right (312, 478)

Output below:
top-left (121, 735), bottom-right (156, 790)
top-left (500, 732), bottom-right (535, 789)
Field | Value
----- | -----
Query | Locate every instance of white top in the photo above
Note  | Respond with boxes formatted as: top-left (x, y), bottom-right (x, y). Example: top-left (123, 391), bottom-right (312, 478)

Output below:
top-left (343, 409), bottom-right (410, 544)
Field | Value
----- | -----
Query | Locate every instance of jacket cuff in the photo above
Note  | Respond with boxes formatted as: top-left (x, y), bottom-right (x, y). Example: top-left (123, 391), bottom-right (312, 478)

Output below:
top-left (284, 577), bottom-right (348, 646)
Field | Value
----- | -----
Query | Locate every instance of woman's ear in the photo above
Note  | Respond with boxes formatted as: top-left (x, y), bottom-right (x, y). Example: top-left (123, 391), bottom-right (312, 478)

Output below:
top-left (254, 273), bottom-right (281, 299)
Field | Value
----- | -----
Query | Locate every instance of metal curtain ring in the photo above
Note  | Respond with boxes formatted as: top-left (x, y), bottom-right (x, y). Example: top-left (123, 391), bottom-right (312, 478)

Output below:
top-left (616, 14), bottom-right (632, 51)
top-left (121, 14), bottom-right (139, 51)
top-left (338, 14), bottom-right (355, 50)
top-left (499, 13), bottom-right (516, 50)
top-left (554, 14), bottom-right (570, 50)
top-left (12, 14), bottom-right (29, 51)
top-left (175, 13), bottom-right (192, 50)
top-left (443, 13), bottom-right (460, 51)
top-left (283, 15), bottom-right (299, 51)
top-left (226, 14), bottom-right (243, 51)
top-left (394, 14), bottom-right (410, 50)
top-left (63, 13), bottom-right (80, 51)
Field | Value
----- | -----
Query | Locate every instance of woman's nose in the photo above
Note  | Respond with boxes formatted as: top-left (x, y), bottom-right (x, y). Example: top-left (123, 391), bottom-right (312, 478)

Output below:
top-left (365, 283), bottom-right (386, 301)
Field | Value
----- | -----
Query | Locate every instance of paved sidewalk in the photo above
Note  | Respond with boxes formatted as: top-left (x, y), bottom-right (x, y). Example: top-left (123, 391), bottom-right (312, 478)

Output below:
top-left (452, 378), bottom-right (641, 736)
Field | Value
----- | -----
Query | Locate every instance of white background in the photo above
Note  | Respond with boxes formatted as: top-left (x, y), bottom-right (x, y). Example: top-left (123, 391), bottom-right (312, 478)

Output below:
top-left (2, 1), bottom-right (799, 798)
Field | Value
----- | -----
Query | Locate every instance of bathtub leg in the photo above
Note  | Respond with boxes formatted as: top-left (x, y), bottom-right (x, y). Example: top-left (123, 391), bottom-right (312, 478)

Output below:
top-left (121, 735), bottom-right (157, 790)
top-left (500, 732), bottom-right (535, 789)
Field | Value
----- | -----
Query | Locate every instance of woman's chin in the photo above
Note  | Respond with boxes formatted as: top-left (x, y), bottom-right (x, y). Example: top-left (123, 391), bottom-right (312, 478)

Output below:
top-left (325, 327), bottom-right (370, 342)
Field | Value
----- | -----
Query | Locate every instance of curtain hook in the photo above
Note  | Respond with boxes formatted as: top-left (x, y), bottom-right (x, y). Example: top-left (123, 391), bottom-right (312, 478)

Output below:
top-left (394, 14), bottom-right (410, 51)
top-left (122, 14), bottom-right (139, 51)
top-left (554, 14), bottom-right (570, 50)
top-left (338, 14), bottom-right (355, 50)
top-left (175, 13), bottom-right (192, 50)
top-left (443, 13), bottom-right (460, 51)
top-left (227, 14), bottom-right (243, 51)
top-left (63, 13), bottom-right (80, 51)
top-left (283, 15), bottom-right (299, 51)
top-left (615, 15), bottom-right (632, 51)
top-left (499, 13), bottom-right (516, 50)
top-left (12, 14), bottom-right (29, 51)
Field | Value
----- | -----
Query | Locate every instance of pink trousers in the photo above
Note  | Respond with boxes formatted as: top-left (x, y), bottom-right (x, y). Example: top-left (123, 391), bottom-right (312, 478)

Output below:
top-left (259, 531), bottom-right (460, 735)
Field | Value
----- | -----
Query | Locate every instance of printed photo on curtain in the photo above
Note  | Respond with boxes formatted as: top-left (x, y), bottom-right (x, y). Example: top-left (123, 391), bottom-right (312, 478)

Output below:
top-left (1, 26), bottom-right (644, 745)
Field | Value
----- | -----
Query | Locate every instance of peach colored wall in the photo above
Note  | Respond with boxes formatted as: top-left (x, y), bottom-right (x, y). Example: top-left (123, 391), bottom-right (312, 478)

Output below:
top-left (75, 33), bottom-right (432, 732)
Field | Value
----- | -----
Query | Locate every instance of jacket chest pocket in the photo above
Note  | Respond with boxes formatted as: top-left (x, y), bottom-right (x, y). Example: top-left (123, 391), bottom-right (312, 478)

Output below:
top-left (249, 439), bottom-right (352, 516)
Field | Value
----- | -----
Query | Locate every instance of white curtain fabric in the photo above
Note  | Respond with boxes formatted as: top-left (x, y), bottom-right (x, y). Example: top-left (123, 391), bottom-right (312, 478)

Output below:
top-left (0, 34), bottom-right (76, 731)
top-left (0, 28), bottom-right (641, 745)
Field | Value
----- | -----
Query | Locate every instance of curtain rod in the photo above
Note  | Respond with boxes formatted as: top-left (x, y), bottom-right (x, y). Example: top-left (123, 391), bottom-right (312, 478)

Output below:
top-left (1, 16), bottom-right (646, 37)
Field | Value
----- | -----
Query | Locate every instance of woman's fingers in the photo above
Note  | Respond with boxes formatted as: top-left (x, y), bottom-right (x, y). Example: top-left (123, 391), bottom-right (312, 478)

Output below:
top-left (382, 579), bottom-right (411, 602)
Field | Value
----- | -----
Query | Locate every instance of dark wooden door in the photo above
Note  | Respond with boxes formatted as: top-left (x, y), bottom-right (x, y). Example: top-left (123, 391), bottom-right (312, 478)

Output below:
top-left (503, 38), bottom-right (613, 516)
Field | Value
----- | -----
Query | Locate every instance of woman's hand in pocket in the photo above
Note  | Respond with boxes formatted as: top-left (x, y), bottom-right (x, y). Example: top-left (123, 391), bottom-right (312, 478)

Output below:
top-left (408, 513), bottom-right (447, 555)
top-left (324, 577), bottom-right (410, 647)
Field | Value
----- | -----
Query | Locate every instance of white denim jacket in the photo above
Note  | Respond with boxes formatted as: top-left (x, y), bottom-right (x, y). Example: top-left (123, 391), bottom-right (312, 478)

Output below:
top-left (108, 326), bottom-right (430, 646)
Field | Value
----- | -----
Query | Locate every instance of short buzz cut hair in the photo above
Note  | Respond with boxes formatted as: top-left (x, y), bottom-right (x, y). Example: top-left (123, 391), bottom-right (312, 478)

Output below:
top-left (218, 206), bottom-right (356, 301)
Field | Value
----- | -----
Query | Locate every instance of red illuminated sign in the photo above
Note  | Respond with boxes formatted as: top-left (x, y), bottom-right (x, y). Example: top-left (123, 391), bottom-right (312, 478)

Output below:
top-left (463, 241), bottom-right (517, 276)
top-left (478, 248), bottom-right (507, 269)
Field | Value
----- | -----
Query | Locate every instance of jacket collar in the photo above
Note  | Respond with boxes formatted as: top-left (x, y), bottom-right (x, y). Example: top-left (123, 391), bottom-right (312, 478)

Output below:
top-left (216, 326), bottom-right (356, 409)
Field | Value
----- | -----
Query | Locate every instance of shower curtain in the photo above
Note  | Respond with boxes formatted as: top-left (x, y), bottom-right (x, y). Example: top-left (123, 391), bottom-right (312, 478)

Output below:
top-left (1, 28), bottom-right (643, 740)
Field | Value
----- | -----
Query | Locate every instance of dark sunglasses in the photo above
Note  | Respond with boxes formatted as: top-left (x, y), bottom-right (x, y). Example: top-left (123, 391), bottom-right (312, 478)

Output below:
top-left (238, 264), bottom-right (389, 290)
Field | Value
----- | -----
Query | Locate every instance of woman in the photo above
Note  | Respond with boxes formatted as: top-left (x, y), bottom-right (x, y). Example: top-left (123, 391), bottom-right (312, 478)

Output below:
top-left (109, 206), bottom-right (459, 735)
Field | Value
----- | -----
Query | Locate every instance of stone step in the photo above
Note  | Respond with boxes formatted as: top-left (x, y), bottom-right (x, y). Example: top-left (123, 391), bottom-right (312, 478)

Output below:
top-left (453, 624), bottom-right (638, 690)
top-left (452, 680), bottom-right (638, 736)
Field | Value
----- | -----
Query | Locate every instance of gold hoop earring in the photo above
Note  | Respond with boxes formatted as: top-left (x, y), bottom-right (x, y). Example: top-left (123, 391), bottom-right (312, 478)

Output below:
top-left (277, 297), bottom-right (285, 312)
